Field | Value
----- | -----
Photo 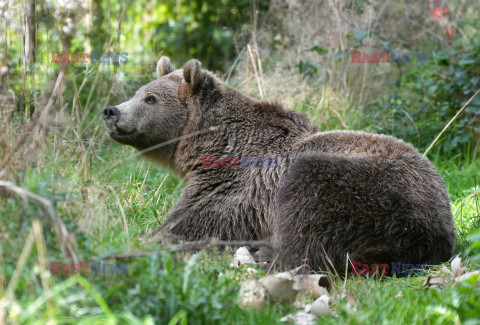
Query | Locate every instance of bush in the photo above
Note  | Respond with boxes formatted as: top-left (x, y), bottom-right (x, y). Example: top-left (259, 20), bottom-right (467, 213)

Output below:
top-left (366, 37), bottom-right (480, 157)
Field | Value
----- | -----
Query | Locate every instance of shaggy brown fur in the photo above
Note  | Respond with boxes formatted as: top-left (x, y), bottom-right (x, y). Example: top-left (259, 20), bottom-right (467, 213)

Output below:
top-left (104, 56), bottom-right (456, 273)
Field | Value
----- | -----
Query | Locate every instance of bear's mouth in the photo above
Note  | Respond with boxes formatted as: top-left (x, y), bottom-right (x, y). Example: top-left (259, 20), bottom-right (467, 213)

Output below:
top-left (108, 126), bottom-right (136, 138)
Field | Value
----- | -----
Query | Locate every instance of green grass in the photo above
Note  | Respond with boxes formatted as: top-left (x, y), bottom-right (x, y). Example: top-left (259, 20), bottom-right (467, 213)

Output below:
top-left (1, 118), bottom-right (479, 324)
top-left (433, 153), bottom-right (480, 253)
top-left (2, 0), bottom-right (479, 321)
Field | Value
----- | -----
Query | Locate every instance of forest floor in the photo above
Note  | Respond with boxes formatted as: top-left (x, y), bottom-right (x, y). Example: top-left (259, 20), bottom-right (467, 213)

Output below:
top-left (1, 114), bottom-right (479, 324)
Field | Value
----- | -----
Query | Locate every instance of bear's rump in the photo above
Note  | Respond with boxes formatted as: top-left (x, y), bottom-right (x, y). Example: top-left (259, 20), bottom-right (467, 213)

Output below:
top-left (272, 151), bottom-right (455, 272)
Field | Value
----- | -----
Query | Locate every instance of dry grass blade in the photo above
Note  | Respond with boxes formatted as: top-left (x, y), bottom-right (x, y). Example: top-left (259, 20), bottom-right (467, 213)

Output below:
top-left (3, 227), bottom-right (35, 304)
top-left (247, 43), bottom-right (266, 99)
top-left (0, 181), bottom-right (79, 264)
top-left (319, 244), bottom-right (338, 277)
top-left (32, 220), bottom-right (54, 321)
top-left (0, 245), bottom-right (4, 297)
top-left (106, 185), bottom-right (129, 239)
top-left (0, 67), bottom-right (66, 179)
top-left (0, 238), bottom-right (5, 325)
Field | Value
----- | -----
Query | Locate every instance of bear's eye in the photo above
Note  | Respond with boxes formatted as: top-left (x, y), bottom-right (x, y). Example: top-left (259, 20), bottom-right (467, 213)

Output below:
top-left (144, 95), bottom-right (157, 105)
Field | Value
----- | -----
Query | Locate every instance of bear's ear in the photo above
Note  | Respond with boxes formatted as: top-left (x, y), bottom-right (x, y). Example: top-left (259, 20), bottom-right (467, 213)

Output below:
top-left (183, 59), bottom-right (204, 92)
top-left (156, 56), bottom-right (175, 78)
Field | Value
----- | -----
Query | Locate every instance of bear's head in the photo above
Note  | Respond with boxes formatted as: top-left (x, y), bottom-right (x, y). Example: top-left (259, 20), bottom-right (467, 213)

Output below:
top-left (103, 56), bottom-right (210, 170)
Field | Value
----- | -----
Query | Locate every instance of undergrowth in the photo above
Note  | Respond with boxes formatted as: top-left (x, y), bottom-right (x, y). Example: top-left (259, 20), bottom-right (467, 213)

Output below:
top-left (1, 0), bottom-right (480, 323)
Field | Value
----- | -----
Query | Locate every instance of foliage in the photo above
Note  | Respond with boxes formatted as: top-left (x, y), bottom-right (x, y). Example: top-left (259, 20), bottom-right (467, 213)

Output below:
top-left (1, 0), bottom-right (480, 323)
top-left (144, 0), bottom-right (269, 71)
top-left (467, 227), bottom-right (480, 262)
top-left (365, 37), bottom-right (480, 157)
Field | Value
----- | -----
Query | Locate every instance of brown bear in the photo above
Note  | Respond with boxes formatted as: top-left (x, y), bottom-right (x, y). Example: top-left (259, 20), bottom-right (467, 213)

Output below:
top-left (103, 56), bottom-right (456, 274)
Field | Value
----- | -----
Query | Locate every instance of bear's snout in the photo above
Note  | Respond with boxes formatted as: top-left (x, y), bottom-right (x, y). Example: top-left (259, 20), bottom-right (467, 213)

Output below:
top-left (103, 106), bottom-right (120, 121)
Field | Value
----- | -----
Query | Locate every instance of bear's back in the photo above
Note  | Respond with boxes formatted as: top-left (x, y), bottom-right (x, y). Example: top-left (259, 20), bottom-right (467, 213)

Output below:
top-left (296, 130), bottom-right (420, 159)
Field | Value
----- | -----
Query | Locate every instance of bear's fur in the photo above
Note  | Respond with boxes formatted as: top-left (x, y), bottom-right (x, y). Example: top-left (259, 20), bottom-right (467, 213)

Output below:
top-left (104, 56), bottom-right (456, 273)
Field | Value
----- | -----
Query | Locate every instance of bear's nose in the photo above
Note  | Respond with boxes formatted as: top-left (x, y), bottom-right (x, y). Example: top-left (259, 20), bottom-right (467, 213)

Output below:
top-left (103, 106), bottom-right (120, 120)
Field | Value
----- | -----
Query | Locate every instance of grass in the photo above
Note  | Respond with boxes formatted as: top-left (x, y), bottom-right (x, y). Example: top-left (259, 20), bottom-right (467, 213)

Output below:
top-left (0, 112), bottom-right (479, 324)
top-left (433, 154), bottom-right (480, 252)
top-left (1, 86), bottom-right (479, 324)
top-left (1, 0), bottom-right (480, 322)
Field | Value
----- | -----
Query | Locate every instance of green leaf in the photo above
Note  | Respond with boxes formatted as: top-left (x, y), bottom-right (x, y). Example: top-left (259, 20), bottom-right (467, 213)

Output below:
top-left (168, 310), bottom-right (188, 325)
top-left (183, 252), bottom-right (202, 293)
top-left (353, 30), bottom-right (369, 42)
top-left (306, 45), bottom-right (328, 55)
top-left (457, 19), bottom-right (475, 27)
top-left (468, 228), bottom-right (480, 243)
top-left (459, 58), bottom-right (476, 66)
top-left (333, 51), bottom-right (349, 59)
